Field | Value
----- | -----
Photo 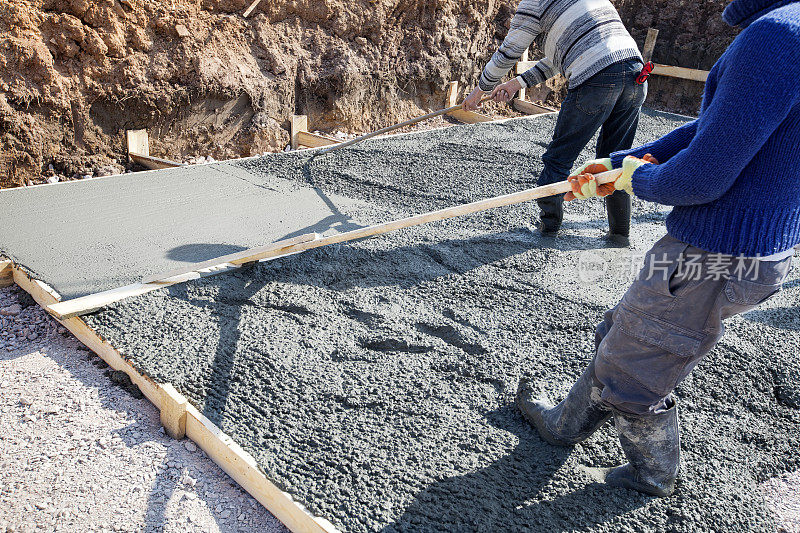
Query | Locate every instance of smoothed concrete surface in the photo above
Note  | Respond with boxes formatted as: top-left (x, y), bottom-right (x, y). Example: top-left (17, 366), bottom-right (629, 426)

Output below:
top-left (77, 109), bottom-right (799, 531)
top-left (0, 163), bottom-right (369, 299)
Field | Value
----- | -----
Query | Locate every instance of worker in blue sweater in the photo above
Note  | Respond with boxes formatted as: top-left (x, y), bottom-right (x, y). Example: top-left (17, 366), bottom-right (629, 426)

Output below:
top-left (516, 0), bottom-right (800, 497)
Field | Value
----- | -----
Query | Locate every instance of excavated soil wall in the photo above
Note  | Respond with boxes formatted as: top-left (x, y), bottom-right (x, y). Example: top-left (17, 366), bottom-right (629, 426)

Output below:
top-left (79, 111), bottom-right (800, 532)
top-left (2, 0), bottom-right (737, 188)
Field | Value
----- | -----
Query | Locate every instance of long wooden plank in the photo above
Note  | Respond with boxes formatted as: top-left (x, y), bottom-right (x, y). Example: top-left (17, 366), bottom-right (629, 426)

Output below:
top-left (49, 235), bottom-right (319, 320)
top-left (9, 264), bottom-right (341, 533)
top-left (50, 171), bottom-right (623, 317)
top-left (446, 108), bottom-right (493, 124)
top-left (652, 63), bottom-right (709, 82)
top-left (129, 152), bottom-right (184, 170)
top-left (186, 407), bottom-right (339, 533)
top-left (12, 268), bottom-right (163, 407)
top-left (519, 56), bottom-right (708, 83)
top-left (0, 260), bottom-right (12, 288)
top-left (50, 170), bottom-right (622, 318)
top-left (319, 91), bottom-right (493, 154)
top-left (142, 233), bottom-right (319, 283)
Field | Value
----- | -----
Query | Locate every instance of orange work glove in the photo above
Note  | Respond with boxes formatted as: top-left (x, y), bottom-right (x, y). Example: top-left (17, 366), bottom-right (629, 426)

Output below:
top-left (564, 154), bottom-right (658, 201)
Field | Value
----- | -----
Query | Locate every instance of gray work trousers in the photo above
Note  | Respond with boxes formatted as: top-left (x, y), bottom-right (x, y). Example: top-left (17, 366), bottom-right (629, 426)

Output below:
top-left (594, 234), bottom-right (793, 416)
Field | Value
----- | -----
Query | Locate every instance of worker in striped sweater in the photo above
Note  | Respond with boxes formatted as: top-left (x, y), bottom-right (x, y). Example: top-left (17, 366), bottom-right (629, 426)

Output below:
top-left (517, 0), bottom-right (800, 497)
top-left (463, 0), bottom-right (646, 246)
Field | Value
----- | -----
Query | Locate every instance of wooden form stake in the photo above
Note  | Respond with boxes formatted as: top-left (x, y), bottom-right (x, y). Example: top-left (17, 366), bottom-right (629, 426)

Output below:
top-left (7, 263), bottom-right (340, 533)
top-left (640, 28), bottom-right (709, 82)
top-left (445, 81), bottom-right (493, 124)
top-left (517, 49), bottom-right (528, 102)
top-left (291, 115), bottom-right (342, 150)
top-left (48, 170), bottom-right (622, 319)
top-left (243, 0), bottom-right (262, 17)
top-left (512, 58), bottom-right (558, 115)
top-left (642, 28), bottom-right (659, 63)
top-left (125, 129), bottom-right (183, 170)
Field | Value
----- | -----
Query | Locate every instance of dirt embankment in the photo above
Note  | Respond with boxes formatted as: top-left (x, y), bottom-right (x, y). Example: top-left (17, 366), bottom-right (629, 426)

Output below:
top-left (615, 0), bottom-right (740, 112)
top-left (0, 0), bottom-right (517, 187)
top-left (1, 0), bottom-right (738, 188)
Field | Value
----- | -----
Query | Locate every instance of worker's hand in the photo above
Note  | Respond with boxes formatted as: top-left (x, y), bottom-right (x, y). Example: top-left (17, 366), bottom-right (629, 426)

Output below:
top-left (565, 158), bottom-right (613, 201)
top-left (564, 155), bottom-right (658, 201)
top-left (490, 78), bottom-right (522, 104)
top-left (613, 154), bottom-right (659, 195)
top-left (462, 87), bottom-right (486, 111)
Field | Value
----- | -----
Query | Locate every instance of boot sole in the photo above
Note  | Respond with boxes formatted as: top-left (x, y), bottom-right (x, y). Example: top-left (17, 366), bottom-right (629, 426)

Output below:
top-left (605, 469), bottom-right (675, 497)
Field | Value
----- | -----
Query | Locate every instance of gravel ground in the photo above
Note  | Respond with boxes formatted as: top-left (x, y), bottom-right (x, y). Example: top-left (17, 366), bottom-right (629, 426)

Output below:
top-left (79, 111), bottom-right (799, 532)
top-left (0, 284), bottom-right (288, 533)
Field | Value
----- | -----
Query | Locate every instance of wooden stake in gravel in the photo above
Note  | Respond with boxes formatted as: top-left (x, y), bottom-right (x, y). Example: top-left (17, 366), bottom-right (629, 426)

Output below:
top-left (317, 95), bottom-right (494, 154)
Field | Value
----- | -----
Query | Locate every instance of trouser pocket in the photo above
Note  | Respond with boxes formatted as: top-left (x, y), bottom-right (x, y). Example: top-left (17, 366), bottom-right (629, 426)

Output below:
top-left (595, 304), bottom-right (708, 413)
top-left (721, 278), bottom-right (783, 318)
top-left (720, 256), bottom-right (791, 318)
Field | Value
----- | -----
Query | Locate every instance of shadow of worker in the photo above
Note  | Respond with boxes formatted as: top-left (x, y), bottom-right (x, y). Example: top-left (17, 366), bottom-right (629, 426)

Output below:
top-left (382, 404), bottom-right (645, 532)
top-left (165, 243), bottom-right (248, 263)
top-left (163, 264), bottom-right (267, 427)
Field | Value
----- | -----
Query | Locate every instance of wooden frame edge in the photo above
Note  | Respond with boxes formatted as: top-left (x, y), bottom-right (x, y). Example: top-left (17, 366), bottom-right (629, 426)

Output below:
top-left (0, 259), bottom-right (12, 288)
top-left (445, 81), bottom-right (493, 124)
top-left (291, 116), bottom-right (342, 150)
top-left (8, 263), bottom-right (341, 533)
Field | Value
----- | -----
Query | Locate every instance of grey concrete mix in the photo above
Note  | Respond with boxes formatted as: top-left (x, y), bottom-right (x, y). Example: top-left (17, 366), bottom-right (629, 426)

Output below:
top-left (5, 109), bottom-right (800, 531)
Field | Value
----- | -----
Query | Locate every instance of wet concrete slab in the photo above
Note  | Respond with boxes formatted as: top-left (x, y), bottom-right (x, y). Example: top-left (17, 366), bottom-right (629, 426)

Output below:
top-left (0, 162), bottom-right (368, 299)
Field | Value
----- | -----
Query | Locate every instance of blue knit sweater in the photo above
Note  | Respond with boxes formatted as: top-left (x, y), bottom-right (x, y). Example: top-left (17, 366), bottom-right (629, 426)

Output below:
top-left (611, 0), bottom-right (800, 256)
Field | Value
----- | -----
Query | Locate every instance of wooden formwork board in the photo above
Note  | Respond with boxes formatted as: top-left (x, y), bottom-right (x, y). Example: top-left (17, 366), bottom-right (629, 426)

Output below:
top-left (5, 261), bottom-right (339, 533)
top-left (0, 260), bottom-right (13, 288)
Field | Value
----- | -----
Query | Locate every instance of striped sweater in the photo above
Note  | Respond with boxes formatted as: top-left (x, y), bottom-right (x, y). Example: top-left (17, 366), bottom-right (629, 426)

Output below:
top-left (478, 0), bottom-right (642, 91)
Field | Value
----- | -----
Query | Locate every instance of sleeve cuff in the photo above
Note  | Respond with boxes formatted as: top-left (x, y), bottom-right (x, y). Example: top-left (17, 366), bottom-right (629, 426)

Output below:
top-left (629, 164), bottom-right (659, 202)
top-left (515, 75), bottom-right (527, 89)
top-left (611, 148), bottom-right (644, 169)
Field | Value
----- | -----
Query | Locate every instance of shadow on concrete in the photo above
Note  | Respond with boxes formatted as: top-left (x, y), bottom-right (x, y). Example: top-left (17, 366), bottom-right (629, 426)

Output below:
top-left (165, 243), bottom-right (248, 263)
top-left (165, 274), bottom-right (267, 428)
top-left (276, 160), bottom-right (367, 241)
top-left (382, 405), bottom-right (645, 532)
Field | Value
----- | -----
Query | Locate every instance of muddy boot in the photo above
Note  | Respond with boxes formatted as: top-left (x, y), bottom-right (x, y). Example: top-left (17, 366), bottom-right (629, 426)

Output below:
top-left (605, 399), bottom-right (680, 497)
top-left (604, 190), bottom-right (631, 247)
top-left (604, 232), bottom-right (630, 248)
top-left (516, 362), bottom-right (611, 446)
top-left (536, 195), bottom-right (564, 236)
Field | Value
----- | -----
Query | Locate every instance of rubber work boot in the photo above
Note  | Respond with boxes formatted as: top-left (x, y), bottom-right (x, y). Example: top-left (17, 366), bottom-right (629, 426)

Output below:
top-left (536, 195), bottom-right (564, 236)
top-left (604, 190), bottom-right (631, 247)
top-left (605, 399), bottom-right (680, 497)
top-left (516, 361), bottom-right (611, 446)
top-left (604, 232), bottom-right (631, 248)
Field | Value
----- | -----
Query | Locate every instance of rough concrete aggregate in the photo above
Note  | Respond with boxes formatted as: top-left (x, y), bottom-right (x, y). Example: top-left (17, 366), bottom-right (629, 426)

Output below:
top-left (81, 109), bottom-right (799, 532)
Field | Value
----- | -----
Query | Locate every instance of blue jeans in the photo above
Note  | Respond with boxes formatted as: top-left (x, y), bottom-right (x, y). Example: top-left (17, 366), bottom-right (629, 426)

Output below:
top-left (537, 59), bottom-right (647, 234)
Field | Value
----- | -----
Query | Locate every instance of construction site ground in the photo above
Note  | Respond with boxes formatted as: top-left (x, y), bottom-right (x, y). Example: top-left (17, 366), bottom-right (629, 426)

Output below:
top-left (3, 109), bottom-right (798, 532)
top-left (0, 283), bottom-right (288, 533)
